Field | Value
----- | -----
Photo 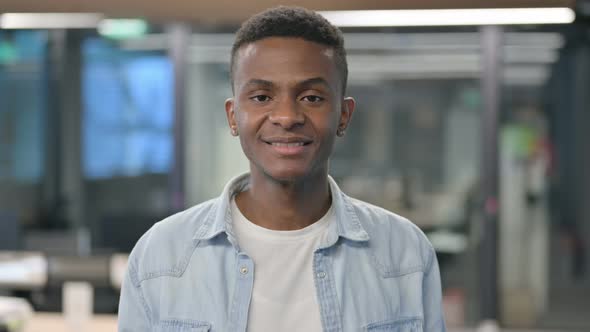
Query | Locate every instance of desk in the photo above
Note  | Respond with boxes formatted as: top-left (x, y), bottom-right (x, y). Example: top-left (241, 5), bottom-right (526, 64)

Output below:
top-left (25, 313), bottom-right (117, 332)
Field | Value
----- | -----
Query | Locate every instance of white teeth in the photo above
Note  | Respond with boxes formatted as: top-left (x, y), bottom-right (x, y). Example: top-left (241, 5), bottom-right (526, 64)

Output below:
top-left (271, 142), bottom-right (305, 147)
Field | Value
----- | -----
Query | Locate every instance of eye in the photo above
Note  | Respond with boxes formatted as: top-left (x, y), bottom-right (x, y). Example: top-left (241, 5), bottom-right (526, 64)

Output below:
top-left (250, 95), bottom-right (272, 102)
top-left (301, 95), bottom-right (324, 103)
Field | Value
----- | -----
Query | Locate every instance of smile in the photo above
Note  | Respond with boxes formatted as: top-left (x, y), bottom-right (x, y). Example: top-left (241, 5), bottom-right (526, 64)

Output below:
top-left (262, 137), bottom-right (312, 156)
top-left (268, 142), bottom-right (307, 147)
top-left (262, 136), bottom-right (313, 145)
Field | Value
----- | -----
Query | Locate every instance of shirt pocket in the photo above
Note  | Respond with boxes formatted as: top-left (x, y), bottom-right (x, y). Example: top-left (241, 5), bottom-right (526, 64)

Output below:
top-left (365, 317), bottom-right (423, 332)
top-left (158, 319), bottom-right (211, 332)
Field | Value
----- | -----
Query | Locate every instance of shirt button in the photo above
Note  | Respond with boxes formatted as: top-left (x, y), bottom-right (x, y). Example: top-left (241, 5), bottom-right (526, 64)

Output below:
top-left (240, 266), bottom-right (249, 275)
top-left (317, 271), bottom-right (326, 279)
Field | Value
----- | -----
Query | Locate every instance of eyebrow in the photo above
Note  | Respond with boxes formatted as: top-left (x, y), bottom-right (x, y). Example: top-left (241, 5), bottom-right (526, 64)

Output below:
top-left (244, 77), bottom-right (332, 91)
top-left (298, 77), bottom-right (331, 91)
top-left (244, 79), bottom-right (274, 89)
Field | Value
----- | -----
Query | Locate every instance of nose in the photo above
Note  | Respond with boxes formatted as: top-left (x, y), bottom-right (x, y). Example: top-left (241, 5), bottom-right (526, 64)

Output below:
top-left (267, 99), bottom-right (305, 130)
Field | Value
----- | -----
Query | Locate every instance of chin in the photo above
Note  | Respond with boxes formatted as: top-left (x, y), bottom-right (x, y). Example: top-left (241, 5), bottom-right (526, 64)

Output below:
top-left (265, 170), bottom-right (307, 183)
top-left (262, 166), bottom-right (316, 184)
top-left (249, 158), bottom-right (327, 184)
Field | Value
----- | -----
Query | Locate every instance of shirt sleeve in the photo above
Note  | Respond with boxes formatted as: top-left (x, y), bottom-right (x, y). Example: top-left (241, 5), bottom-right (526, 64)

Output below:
top-left (422, 246), bottom-right (447, 331)
top-left (118, 259), bottom-right (152, 331)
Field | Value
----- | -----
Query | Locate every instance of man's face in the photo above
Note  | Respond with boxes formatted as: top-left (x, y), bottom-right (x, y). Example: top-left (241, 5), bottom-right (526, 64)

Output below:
top-left (226, 37), bottom-right (354, 182)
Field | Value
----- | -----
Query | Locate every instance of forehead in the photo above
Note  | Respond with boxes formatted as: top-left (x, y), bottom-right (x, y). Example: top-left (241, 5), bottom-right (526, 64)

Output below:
top-left (238, 37), bottom-right (335, 59)
top-left (233, 37), bottom-right (339, 88)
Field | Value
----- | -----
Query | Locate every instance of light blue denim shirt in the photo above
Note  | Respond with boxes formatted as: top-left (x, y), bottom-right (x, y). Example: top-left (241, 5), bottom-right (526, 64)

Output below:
top-left (118, 173), bottom-right (446, 332)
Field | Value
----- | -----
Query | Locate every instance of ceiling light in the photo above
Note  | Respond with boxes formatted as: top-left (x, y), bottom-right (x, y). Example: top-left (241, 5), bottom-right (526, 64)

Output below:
top-left (98, 19), bottom-right (148, 40)
top-left (0, 13), bottom-right (103, 29)
top-left (319, 8), bottom-right (575, 27)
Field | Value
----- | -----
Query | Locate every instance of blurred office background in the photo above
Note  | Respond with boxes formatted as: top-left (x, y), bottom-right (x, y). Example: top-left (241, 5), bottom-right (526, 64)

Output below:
top-left (0, 0), bottom-right (589, 331)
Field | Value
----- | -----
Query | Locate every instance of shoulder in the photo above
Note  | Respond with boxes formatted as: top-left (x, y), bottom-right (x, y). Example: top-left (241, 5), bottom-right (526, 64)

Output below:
top-left (346, 195), bottom-right (435, 276)
top-left (126, 198), bottom-right (218, 285)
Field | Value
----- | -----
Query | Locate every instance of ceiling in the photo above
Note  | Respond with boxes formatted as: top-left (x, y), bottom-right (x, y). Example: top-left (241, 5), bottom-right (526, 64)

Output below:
top-left (0, 0), bottom-right (575, 25)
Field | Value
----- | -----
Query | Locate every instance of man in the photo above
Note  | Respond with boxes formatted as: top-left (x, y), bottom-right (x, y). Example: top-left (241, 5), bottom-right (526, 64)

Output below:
top-left (119, 6), bottom-right (446, 332)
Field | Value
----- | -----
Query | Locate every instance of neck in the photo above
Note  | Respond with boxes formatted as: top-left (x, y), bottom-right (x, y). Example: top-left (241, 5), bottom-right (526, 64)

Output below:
top-left (235, 169), bottom-right (332, 231)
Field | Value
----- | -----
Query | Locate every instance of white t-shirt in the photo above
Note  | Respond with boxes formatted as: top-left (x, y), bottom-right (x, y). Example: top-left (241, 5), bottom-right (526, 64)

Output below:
top-left (231, 197), bottom-right (333, 332)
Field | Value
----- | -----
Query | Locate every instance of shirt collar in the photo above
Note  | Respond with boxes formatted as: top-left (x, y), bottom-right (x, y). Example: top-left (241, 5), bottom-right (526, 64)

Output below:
top-left (192, 173), bottom-right (370, 245)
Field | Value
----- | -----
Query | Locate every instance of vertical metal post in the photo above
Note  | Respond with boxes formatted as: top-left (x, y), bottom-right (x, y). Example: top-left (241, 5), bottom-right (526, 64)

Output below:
top-left (60, 30), bottom-right (88, 254)
top-left (573, 46), bottom-right (590, 281)
top-left (479, 25), bottom-right (502, 324)
top-left (43, 30), bottom-right (66, 224)
top-left (167, 24), bottom-right (190, 212)
top-left (43, 30), bottom-right (88, 254)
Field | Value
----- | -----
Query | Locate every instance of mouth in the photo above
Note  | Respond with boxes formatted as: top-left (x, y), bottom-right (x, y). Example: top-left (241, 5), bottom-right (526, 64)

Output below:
top-left (266, 142), bottom-right (310, 147)
top-left (261, 137), bottom-right (313, 155)
top-left (262, 136), bottom-right (313, 146)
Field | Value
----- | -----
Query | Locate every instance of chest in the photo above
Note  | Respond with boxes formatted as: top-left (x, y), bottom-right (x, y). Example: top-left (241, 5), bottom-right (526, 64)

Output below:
top-left (144, 244), bottom-right (426, 332)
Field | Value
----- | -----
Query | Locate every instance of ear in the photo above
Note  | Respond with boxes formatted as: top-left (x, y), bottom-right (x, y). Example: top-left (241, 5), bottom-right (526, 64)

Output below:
top-left (338, 97), bottom-right (356, 132)
top-left (225, 98), bottom-right (238, 135)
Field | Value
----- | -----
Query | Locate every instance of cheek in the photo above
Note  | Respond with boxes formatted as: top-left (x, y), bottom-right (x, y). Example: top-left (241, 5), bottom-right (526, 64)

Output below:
top-left (235, 111), bottom-right (261, 158)
top-left (238, 134), bottom-right (257, 164)
top-left (313, 122), bottom-right (338, 154)
top-left (235, 108), bottom-right (250, 128)
top-left (314, 113), bottom-right (340, 136)
top-left (235, 106), bottom-right (269, 133)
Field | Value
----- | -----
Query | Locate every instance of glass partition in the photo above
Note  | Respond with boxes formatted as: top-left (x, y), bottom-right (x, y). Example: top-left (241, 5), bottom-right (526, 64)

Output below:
top-left (0, 30), bottom-right (48, 249)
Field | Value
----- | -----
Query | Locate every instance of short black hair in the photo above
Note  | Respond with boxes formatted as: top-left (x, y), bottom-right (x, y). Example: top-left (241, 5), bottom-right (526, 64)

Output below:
top-left (230, 6), bottom-right (348, 94)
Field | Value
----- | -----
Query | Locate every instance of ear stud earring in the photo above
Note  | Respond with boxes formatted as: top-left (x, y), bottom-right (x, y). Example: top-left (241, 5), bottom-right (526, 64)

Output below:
top-left (231, 127), bottom-right (238, 136)
top-left (337, 128), bottom-right (346, 137)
